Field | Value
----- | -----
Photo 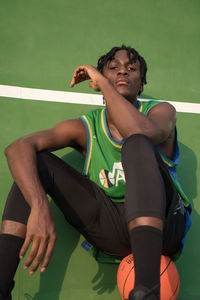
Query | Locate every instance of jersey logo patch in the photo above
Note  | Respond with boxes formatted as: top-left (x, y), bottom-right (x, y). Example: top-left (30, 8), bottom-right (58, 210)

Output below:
top-left (99, 162), bottom-right (125, 188)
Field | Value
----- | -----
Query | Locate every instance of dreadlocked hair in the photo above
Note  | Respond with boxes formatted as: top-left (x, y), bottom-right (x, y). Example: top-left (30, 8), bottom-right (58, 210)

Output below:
top-left (97, 45), bottom-right (147, 86)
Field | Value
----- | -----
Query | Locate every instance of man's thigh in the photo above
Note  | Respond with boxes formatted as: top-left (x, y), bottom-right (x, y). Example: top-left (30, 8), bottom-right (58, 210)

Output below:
top-left (38, 152), bottom-right (131, 258)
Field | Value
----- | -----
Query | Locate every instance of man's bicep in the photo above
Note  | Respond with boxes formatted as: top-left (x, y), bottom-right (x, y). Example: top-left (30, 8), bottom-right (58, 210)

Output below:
top-left (147, 103), bottom-right (177, 142)
top-left (25, 119), bottom-right (87, 152)
top-left (51, 118), bottom-right (87, 151)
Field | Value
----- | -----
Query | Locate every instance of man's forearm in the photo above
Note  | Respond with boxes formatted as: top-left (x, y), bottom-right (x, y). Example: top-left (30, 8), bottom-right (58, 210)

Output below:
top-left (4, 139), bottom-right (48, 208)
top-left (98, 78), bottom-right (159, 141)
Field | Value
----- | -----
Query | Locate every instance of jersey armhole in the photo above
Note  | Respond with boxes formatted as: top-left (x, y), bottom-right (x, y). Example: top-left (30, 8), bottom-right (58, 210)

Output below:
top-left (145, 101), bottom-right (165, 116)
top-left (80, 116), bottom-right (93, 175)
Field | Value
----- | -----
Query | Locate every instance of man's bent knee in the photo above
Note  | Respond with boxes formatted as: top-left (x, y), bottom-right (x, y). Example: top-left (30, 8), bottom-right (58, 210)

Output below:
top-left (123, 134), bottom-right (152, 149)
top-left (1, 220), bottom-right (26, 239)
top-left (128, 216), bottom-right (163, 231)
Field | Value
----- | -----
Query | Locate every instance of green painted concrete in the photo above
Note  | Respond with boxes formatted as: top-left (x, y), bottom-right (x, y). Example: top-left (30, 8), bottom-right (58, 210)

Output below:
top-left (0, 98), bottom-right (199, 299)
top-left (0, 0), bottom-right (200, 102)
top-left (0, 0), bottom-right (199, 298)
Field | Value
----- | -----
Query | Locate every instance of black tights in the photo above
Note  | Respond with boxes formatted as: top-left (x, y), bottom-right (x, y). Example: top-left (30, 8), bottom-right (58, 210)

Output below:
top-left (2, 134), bottom-right (185, 257)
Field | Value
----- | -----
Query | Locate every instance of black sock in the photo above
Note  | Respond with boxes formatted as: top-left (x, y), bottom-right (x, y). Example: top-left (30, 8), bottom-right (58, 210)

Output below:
top-left (0, 233), bottom-right (24, 299)
top-left (130, 226), bottom-right (162, 296)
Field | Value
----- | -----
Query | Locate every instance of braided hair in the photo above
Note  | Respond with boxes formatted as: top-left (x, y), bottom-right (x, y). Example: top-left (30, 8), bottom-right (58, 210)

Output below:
top-left (97, 45), bottom-right (147, 87)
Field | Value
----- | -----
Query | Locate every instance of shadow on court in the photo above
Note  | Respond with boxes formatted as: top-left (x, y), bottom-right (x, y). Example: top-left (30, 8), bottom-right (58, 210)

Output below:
top-left (176, 142), bottom-right (199, 300)
top-left (24, 210), bottom-right (80, 300)
top-left (61, 151), bottom-right (118, 296)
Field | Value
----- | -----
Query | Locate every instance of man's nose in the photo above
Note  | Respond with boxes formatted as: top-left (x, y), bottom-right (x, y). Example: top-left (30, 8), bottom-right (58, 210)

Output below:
top-left (117, 66), bottom-right (128, 76)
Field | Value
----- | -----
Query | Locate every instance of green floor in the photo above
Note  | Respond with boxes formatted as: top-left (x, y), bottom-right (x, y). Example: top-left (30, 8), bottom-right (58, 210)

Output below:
top-left (0, 0), bottom-right (200, 299)
top-left (0, 98), bottom-right (199, 299)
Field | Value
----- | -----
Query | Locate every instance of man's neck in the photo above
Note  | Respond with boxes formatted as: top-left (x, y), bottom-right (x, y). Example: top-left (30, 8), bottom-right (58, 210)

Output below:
top-left (125, 96), bottom-right (138, 108)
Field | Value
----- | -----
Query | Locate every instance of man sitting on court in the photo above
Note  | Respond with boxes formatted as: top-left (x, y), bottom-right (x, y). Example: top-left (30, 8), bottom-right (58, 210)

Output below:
top-left (0, 45), bottom-right (191, 300)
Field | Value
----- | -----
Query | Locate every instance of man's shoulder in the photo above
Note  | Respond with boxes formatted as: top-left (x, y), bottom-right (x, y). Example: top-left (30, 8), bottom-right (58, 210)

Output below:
top-left (138, 99), bottom-right (161, 115)
top-left (80, 107), bottom-right (104, 121)
top-left (138, 99), bottom-right (175, 116)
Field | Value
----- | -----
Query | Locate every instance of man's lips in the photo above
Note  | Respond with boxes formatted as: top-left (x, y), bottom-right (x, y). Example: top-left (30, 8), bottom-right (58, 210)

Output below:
top-left (116, 78), bottom-right (129, 85)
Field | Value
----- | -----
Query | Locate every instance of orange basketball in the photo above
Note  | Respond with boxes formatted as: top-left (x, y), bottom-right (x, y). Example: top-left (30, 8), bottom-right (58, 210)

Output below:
top-left (117, 254), bottom-right (180, 300)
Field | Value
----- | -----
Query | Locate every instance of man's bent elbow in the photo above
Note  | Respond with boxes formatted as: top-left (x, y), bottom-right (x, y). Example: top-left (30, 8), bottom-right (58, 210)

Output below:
top-left (124, 128), bottom-right (166, 145)
top-left (4, 143), bottom-right (14, 158)
top-left (4, 138), bottom-right (31, 158)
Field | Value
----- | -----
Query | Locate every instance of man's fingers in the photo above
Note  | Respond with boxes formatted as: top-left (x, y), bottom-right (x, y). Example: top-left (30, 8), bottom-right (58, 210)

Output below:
top-left (23, 238), bottom-right (40, 271)
top-left (88, 81), bottom-right (100, 92)
top-left (19, 236), bottom-right (32, 260)
top-left (70, 66), bottom-right (91, 87)
top-left (40, 234), bottom-right (57, 273)
top-left (20, 233), bottom-right (57, 275)
top-left (29, 239), bottom-right (48, 275)
top-left (70, 78), bottom-right (75, 87)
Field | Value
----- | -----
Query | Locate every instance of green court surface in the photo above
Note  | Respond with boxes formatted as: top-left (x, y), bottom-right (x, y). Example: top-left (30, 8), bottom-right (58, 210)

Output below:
top-left (0, 0), bottom-right (200, 299)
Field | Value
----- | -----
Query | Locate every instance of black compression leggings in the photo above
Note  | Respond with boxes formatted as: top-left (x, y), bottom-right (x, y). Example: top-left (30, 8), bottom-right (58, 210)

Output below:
top-left (122, 134), bottom-right (166, 222)
top-left (2, 134), bottom-right (185, 257)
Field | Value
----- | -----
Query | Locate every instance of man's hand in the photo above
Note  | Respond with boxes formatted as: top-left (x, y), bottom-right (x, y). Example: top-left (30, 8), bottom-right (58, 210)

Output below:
top-left (19, 202), bottom-right (57, 275)
top-left (70, 64), bottom-right (105, 91)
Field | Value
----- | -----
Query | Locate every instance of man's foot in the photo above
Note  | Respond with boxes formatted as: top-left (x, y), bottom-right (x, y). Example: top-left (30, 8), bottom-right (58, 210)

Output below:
top-left (128, 285), bottom-right (160, 300)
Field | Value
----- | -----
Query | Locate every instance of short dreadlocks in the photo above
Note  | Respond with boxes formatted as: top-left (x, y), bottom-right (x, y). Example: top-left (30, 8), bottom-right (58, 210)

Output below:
top-left (97, 45), bottom-right (147, 86)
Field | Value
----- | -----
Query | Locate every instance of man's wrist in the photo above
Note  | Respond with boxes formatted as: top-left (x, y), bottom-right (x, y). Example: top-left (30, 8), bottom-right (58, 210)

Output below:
top-left (97, 76), bottom-right (112, 92)
top-left (29, 193), bottom-right (49, 209)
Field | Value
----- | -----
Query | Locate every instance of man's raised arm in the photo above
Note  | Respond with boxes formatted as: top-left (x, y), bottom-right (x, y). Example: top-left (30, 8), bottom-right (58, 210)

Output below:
top-left (70, 64), bottom-right (176, 146)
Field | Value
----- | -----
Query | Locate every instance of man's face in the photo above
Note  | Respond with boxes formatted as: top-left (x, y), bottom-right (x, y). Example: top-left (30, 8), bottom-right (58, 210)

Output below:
top-left (102, 50), bottom-right (143, 102)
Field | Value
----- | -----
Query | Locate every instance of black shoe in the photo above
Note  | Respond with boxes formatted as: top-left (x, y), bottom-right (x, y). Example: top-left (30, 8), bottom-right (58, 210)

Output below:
top-left (128, 285), bottom-right (160, 300)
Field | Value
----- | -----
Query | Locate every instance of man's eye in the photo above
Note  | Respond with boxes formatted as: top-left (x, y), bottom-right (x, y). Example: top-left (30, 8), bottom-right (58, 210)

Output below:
top-left (128, 66), bottom-right (136, 71)
top-left (109, 65), bottom-right (118, 69)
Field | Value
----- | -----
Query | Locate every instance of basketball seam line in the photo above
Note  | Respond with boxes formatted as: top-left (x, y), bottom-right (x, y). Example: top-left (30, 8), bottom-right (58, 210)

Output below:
top-left (123, 264), bottom-right (135, 300)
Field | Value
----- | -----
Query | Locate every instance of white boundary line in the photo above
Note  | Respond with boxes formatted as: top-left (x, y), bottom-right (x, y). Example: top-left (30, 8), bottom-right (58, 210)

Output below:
top-left (0, 84), bottom-right (200, 114)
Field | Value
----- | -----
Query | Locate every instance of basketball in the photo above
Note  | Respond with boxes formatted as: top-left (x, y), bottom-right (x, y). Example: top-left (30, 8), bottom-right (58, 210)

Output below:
top-left (117, 254), bottom-right (180, 300)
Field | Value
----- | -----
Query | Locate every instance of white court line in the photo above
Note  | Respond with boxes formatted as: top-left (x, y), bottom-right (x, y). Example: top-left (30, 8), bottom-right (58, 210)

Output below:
top-left (0, 84), bottom-right (200, 114)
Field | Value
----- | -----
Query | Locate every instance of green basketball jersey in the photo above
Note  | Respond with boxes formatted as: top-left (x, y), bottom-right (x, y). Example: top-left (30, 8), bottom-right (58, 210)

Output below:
top-left (80, 100), bottom-right (190, 207)
top-left (81, 106), bottom-right (125, 202)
